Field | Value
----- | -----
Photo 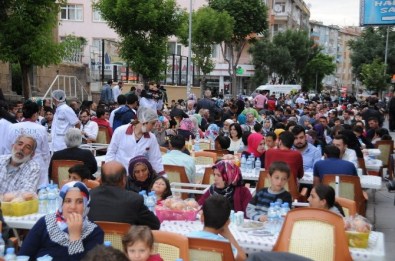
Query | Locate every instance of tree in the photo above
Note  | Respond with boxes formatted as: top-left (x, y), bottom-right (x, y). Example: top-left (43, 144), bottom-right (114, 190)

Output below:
top-left (208, 0), bottom-right (268, 95)
top-left (0, 0), bottom-right (65, 99)
top-left (349, 26), bottom-right (395, 80)
top-left (302, 53), bottom-right (336, 92)
top-left (177, 7), bottom-right (234, 94)
top-left (96, 0), bottom-right (182, 82)
top-left (250, 30), bottom-right (326, 90)
top-left (360, 59), bottom-right (389, 93)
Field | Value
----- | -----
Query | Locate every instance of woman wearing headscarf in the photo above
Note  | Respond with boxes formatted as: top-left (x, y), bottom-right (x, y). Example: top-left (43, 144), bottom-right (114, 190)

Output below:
top-left (177, 117), bottom-right (195, 140)
top-left (242, 132), bottom-right (266, 168)
top-left (126, 156), bottom-right (158, 193)
top-left (198, 160), bottom-right (252, 214)
top-left (106, 106), bottom-right (164, 175)
top-left (19, 182), bottom-right (103, 261)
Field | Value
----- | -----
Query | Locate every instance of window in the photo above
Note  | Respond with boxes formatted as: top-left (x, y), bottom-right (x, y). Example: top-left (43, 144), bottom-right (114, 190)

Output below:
top-left (274, 1), bottom-right (286, 13)
top-left (92, 38), bottom-right (103, 54)
top-left (93, 8), bottom-right (105, 22)
top-left (61, 5), bottom-right (83, 21)
top-left (168, 42), bottom-right (182, 55)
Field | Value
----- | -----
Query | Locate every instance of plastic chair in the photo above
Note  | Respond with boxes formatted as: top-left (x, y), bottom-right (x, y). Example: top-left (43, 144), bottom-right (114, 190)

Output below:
top-left (322, 175), bottom-right (367, 216)
top-left (357, 157), bottom-right (368, 176)
top-left (375, 140), bottom-right (394, 179)
top-left (152, 230), bottom-right (189, 261)
top-left (95, 221), bottom-right (131, 251)
top-left (256, 170), bottom-right (308, 202)
top-left (164, 165), bottom-right (190, 199)
top-left (203, 149), bottom-right (230, 159)
top-left (160, 146), bottom-right (169, 155)
top-left (273, 208), bottom-right (352, 261)
top-left (194, 151), bottom-right (217, 165)
top-left (336, 197), bottom-right (357, 217)
top-left (97, 126), bottom-right (111, 144)
top-left (51, 160), bottom-right (84, 185)
top-left (201, 167), bottom-right (214, 185)
top-left (188, 237), bottom-right (235, 261)
top-left (197, 142), bottom-right (210, 150)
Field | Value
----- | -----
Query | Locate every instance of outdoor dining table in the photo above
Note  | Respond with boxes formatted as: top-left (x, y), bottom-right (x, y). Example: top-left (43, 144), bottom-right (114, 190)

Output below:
top-left (160, 220), bottom-right (386, 261)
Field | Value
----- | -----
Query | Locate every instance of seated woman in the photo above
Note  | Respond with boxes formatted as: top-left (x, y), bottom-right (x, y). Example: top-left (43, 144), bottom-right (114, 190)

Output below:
top-left (126, 156), bottom-right (157, 194)
top-left (308, 184), bottom-right (345, 217)
top-left (228, 123), bottom-right (244, 153)
top-left (241, 132), bottom-right (265, 168)
top-left (19, 181), bottom-right (104, 260)
top-left (49, 128), bottom-right (98, 180)
top-left (198, 160), bottom-right (252, 214)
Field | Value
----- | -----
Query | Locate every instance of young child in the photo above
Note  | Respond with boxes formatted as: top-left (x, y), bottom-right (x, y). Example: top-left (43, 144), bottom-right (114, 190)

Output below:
top-left (149, 176), bottom-right (172, 205)
top-left (122, 226), bottom-right (163, 261)
top-left (188, 195), bottom-right (247, 261)
top-left (246, 161), bottom-right (292, 222)
top-left (65, 164), bottom-right (100, 189)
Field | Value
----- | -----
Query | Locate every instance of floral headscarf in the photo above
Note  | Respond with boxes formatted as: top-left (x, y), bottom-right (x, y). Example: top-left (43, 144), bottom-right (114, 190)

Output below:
top-left (56, 181), bottom-right (90, 231)
top-left (246, 132), bottom-right (265, 157)
top-left (212, 160), bottom-right (243, 187)
top-left (179, 118), bottom-right (195, 132)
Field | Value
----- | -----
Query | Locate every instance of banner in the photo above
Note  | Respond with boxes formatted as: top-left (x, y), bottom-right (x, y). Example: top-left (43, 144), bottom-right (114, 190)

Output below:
top-left (360, 0), bottom-right (395, 26)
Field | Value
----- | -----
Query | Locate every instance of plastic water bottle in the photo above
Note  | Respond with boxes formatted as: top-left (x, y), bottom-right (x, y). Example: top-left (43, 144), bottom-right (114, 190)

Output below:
top-left (4, 248), bottom-right (16, 261)
top-left (0, 233), bottom-right (5, 257)
top-left (229, 210), bottom-right (235, 225)
top-left (194, 137), bottom-right (200, 152)
top-left (240, 155), bottom-right (246, 172)
top-left (139, 190), bottom-right (147, 206)
top-left (47, 185), bottom-right (58, 213)
top-left (267, 203), bottom-right (276, 234)
top-left (146, 191), bottom-right (157, 212)
top-left (255, 158), bottom-right (261, 176)
top-left (279, 202), bottom-right (290, 229)
top-left (104, 241), bottom-right (112, 247)
top-left (38, 186), bottom-right (48, 214)
top-left (249, 155), bottom-right (255, 169)
top-left (245, 156), bottom-right (252, 173)
top-left (274, 202), bottom-right (282, 233)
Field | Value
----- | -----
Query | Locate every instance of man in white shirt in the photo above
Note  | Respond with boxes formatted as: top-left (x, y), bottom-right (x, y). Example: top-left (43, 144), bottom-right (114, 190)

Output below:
top-left (51, 90), bottom-right (80, 152)
top-left (5, 101), bottom-right (50, 186)
top-left (162, 135), bottom-right (196, 182)
top-left (79, 109), bottom-right (98, 143)
top-left (332, 134), bottom-right (359, 169)
top-left (112, 81), bottom-right (123, 102)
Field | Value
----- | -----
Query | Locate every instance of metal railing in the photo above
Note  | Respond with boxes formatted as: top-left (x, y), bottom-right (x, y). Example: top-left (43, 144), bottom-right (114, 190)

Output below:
top-left (42, 75), bottom-right (91, 102)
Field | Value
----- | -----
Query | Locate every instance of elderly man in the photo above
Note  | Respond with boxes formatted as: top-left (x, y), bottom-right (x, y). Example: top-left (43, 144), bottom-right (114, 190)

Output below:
top-left (0, 135), bottom-right (40, 194)
top-left (5, 101), bottom-right (50, 186)
top-left (88, 161), bottom-right (160, 229)
top-left (51, 90), bottom-right (80, 152)
top-left (49, 128), bottom-right (97, 180)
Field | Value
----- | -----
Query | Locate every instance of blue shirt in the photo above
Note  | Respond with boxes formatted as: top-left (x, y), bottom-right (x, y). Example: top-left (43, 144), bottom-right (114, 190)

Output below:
top-left (162, 150), bottom-right (196, 183)
top-left (313, 158), bottom-right (358, 181)
top-left (293, 143), bottom-right (322, 172)
top-left (187, 230), bottom-right (237, 255)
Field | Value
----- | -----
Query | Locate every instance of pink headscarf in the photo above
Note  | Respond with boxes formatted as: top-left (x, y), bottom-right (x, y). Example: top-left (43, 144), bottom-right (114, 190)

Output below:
top-left (212, 160), bottom-right (243, 187)
top-left (179, 118), bottom-right (194, 132)
top-left (246, 132), bottom-right (265, 157)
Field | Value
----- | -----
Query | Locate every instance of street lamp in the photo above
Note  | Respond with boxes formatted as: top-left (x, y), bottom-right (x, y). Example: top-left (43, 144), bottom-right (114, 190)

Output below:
top-left (187, 0), bottom-right (192, 99)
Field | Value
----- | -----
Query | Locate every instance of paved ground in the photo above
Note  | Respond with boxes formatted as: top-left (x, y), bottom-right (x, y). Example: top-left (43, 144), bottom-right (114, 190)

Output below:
top-left (364, 120), bottom-right (395, 260)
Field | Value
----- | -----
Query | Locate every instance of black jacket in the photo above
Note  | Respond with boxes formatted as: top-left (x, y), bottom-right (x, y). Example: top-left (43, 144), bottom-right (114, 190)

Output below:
top-left (88, 185), bottom-right (160, 230)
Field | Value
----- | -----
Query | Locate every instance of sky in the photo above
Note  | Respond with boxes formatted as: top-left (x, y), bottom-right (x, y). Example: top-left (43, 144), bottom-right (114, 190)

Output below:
top-left (305, 0), bottom-right (361, 26)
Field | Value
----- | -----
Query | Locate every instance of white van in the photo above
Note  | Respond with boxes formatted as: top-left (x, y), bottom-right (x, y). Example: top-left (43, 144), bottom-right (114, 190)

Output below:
top-left (253, 84), bottom-right (301, 98)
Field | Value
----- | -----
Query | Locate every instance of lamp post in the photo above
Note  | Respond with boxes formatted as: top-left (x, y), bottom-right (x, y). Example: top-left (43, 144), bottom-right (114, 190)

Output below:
top-left (187, 0), bottom-right (193, 99)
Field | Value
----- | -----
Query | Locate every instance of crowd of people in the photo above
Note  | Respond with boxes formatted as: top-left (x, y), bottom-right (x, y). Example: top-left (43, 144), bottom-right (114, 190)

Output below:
top-left (0, 81), bottom-right (391, 260)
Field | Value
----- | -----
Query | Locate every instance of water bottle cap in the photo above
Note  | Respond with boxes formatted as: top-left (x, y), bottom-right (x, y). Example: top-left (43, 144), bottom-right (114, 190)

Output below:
top-left (270, 202), bottom-right (275, 207)
top-left (6, 247), bottom-right (15, 254)
top-left (104, 241), bottom-right (112, 247)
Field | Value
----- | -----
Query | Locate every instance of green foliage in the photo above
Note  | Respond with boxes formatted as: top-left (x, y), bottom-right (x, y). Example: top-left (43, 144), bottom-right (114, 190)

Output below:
top-left (349, 27), bottom-right (395, 80)
top-left (177, 7), bottom-right (234, 82)
top-left (302, 53), bottom-right (336, 91)
top-left (250, 29), bottom-right (329, 90)
top-left (61, 35), bottom-right (87, 62)
top-left (96, 0), bottom-right (183, 81)
top-left (208, 0), bottom-right (268, 94)
top-left (360, 59), bottom-right (389, 92)
top-left (0, 0), bottom-right (65, 98)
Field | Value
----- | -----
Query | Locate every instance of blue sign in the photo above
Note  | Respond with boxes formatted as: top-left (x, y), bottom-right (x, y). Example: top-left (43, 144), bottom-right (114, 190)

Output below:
top-left (360, 0), bottom-right (395, 26)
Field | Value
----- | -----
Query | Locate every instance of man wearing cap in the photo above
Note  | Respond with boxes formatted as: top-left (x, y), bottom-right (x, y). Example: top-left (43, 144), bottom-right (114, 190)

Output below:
top-left (51, 90), bottom-right (80, 152)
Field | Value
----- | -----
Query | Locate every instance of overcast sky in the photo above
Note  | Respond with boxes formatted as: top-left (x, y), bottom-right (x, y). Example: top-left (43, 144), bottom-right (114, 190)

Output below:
top-left (305, 0), bottom-right (361, 26)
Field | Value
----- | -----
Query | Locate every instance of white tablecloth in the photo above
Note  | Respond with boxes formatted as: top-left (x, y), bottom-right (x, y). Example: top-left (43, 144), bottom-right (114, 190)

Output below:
top-left (299, 172), bottom-right (382, 189)
top-left (4, 213), bottom-right (43, 230)
top-left (160, 220), bottom-right (385, 261)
